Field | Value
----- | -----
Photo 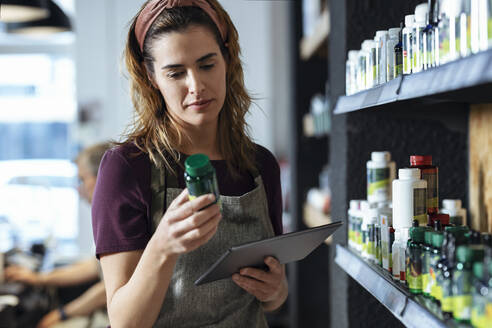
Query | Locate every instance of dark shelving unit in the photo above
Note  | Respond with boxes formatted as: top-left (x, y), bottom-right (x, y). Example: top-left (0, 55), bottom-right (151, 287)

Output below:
top-left (334, 49), bottom-right (492, 115)
top-left (335, 245), bottom-right (472, 328)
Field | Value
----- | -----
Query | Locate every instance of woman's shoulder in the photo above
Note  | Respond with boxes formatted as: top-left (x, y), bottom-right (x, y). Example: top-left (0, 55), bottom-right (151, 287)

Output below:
top-left (99, 142), bottom-right (151, 185)
top-left (104, 142), bottom-right (150, 169)
top-left (254, 143), bottom-right (280, 173)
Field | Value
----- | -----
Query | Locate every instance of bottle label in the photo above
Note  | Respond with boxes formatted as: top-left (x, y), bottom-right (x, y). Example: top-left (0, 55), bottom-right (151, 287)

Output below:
top-left (367, 167), bottom-right (390, 198)
top-left (394, 49), bottom-right (403, 77)
top-left (406, 245), bottom-right (422, 292)
top-left (453, 270), bottom-right (472, 319)
top-left (413, 187), bottom-right (427, 225)
top-left (442, 277), bottom-right (453, 312)
top-left (422, 171), bottom-right (438, 210)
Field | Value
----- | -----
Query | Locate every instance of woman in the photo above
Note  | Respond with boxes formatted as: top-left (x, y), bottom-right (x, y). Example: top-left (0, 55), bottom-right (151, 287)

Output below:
top-left (91, 1), bottom-right (288, 327)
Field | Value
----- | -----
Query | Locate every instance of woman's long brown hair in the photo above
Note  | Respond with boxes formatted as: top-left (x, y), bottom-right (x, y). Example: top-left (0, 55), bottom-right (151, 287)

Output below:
top-left (121, 0), bottom-right (256, 177)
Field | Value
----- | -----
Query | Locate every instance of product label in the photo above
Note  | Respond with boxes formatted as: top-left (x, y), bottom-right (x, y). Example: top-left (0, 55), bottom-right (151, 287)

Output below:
top-left (367, 167), bottom-right (390, 198)
top-left (413, 187), bottom-right (427, 225)
top-left (403, 31), bottom-right (412, 74)
top-left (471, 291), bottom-right (486, 328)
top-left (394, 49), bottom-right (403, 77)
top-left (406, 245), bottom-right (422, 292)
top-left (442, 277), bottom-right (454, 312)
top-left (422, 171), bottom-right (438, 210)
top-left (452, 270), bottom-right (472, 320)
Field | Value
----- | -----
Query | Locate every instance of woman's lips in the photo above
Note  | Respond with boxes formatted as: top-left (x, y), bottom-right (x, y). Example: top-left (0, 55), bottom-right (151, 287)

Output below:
top-left (187, 99), bottom-right (213, 110)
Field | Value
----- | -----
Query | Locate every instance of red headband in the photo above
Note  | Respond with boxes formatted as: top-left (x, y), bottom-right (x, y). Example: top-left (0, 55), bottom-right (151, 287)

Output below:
top-left (135, 0), bottom-right (227, 53)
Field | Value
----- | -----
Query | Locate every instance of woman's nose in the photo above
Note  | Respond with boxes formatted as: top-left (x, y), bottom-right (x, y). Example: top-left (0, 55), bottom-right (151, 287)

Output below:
top-left (187, 71), bottom-right (205, 95)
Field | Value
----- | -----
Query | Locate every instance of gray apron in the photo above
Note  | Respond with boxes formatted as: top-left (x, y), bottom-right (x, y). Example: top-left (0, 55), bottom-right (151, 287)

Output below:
top-left (150, 158), bottom-right (275, 328)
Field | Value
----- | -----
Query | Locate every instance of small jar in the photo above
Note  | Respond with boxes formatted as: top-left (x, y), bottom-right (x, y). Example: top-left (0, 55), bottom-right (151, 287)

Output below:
top-left (184, 154), bottom-right (220, 205)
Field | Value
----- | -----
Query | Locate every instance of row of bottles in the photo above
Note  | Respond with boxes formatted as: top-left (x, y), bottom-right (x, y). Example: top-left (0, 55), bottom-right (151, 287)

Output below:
top-left (346, 0), bottom-right (492, 96)
top-left (347, 150), bottom-right (492, 326)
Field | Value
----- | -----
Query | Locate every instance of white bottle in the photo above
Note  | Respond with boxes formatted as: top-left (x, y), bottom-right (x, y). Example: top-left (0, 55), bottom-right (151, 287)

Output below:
top-left (413, 3), bottom-right (429, 73)
top-left (386, 27), bottom-right (401, 81)
top-left (361, 40), bottom-right (376, 88)
top-left (403, 14), bottom-right (415, 74)
top-left (348, 200), bottom-right (358, 249)
top-left (392, 229), bottom-right (401, 280)
top-left (375, 30), bottom-right (389, 85)
top-left (367, 151), bottom-right (396, 204)
top-left (361, 200), bottom-right (374, 259)
top-left (346, 50), bottom-right (359, 95)
top-left (393, 168), bottom-right (428, 228)
top-left (379, 202), bottom-right (393, 271)
top-left (441, 199), bottom-right (467, 226)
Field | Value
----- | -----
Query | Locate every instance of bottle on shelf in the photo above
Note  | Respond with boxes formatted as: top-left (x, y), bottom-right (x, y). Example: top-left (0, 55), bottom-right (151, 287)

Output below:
top-left (452, 245), bottom-right (484, 323)
top-left (403, 14), bottom-right (415, 74)
top-left (406, 222), bottom-right (426, 294)
top-left (423, 229), bottom-right (434, 297)
top-left (393, 168), bottom-right (428, 228)
top-left (366, 151), bottom-right (395, 204)
top-left (386, 27), bottom-right (401, 81)
top-left (441, 199), bottom-right (467, 226)
top-left (413, 3), bottom-right (429, 73)
top-left (424, 0), bottom-right (438, 69)
top-left (430, 227), bottom-right (444, 301)
top-left (374, 30), bottom-right (389, 85)
top-left (410, 155), bottom-right (439, 217)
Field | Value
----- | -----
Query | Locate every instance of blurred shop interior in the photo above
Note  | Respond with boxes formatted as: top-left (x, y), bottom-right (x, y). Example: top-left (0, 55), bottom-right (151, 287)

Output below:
top-left (0, 0), bottom-right (491, 328)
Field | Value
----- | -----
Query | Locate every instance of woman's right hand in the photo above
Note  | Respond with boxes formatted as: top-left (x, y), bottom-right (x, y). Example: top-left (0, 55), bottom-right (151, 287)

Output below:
top-left (5, 266), bottom-right (42, 286)
top-left (153, 189), bottom-right (222, 256)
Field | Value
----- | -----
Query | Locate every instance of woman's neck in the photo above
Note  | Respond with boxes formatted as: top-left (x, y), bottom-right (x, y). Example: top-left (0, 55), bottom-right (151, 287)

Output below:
top-left (179, 120), bottom-right (222, 160)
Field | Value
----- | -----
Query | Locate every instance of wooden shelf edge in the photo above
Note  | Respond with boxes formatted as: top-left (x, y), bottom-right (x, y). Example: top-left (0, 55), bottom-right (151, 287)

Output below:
top-left (300, 9), bottom-right (330, 60)
top-left (303, 203), bottom-right (332, 244)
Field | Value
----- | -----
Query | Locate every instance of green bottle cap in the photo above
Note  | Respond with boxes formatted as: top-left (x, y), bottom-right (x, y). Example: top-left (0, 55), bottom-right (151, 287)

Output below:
top-left (411, 227), bottom-right (425, 243)
top-left (456, 246), bottom-right (472, 263)
top-left (473, 262), bottom-right (484, 280)
top-left (184, 154), bottom-right (213, 177)
top-left (432, 232), bottom-right (444, 248)
top-left (424, 230), bottom-right (433, 245)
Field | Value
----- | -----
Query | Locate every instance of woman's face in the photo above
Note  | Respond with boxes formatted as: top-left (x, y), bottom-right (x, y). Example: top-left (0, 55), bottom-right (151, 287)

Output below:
top-left (149, 25), bottom-right (227, 128)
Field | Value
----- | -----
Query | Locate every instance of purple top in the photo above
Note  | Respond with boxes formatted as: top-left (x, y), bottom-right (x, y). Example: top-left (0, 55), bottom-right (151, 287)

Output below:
top-left (92, 143), bottom-right (283, 258)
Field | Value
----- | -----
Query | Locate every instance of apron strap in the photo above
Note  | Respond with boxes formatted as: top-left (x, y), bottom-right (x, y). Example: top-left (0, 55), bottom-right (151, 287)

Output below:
top-left (150, 154), bottom-right (180, 233)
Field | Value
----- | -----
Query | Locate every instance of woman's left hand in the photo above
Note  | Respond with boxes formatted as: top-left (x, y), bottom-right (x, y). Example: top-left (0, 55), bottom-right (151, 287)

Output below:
top-left (232, 256), bottom-right (288, 312)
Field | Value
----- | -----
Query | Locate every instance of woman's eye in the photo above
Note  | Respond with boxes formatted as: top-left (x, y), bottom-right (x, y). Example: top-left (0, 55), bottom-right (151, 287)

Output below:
top-left (201, 64), bottom-right (215, 70)
top-left (168, 71), bottom-right (184, 79)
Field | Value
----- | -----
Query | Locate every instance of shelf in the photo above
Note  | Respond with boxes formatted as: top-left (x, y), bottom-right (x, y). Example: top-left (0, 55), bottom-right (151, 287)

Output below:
top-left (300, 9), bottom-right (330, 60)
top-left (334, 245), bottom-right (471, 328)
top-left (303, 203), bottom-right (332, 244)
top-left (334, 49), bottom-right (492, 114)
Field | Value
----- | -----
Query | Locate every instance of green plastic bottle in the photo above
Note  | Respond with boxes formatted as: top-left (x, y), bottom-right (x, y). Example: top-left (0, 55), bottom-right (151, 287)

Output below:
top-left (407, 226), bottom-right (425, 294)
top-left (430, 231), bottom-right (444, 302)
top-left (184, 154), bottom-right (220, 205)
top-left (441, 234), bottom-right (456, 317)
top-left (471, 261), bottom-right (488, 328)
top-left (422, 229), bottom-right (433, 297)
top-left (452, 245), bottom-right (484, 322)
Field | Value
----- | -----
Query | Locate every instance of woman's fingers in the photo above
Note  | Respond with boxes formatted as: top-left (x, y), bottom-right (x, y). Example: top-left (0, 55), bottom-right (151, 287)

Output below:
top-left (168, 188), bottom-right (190, 210)
top-left (168, 193), bottom-right (217, 223)
top-left (179, 210), bottom-right (222, 241)
top-left (170, 203), bottom-right (220, 236)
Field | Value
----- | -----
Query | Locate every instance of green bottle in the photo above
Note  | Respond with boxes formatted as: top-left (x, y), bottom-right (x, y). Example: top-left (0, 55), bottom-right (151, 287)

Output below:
top-left (184, 154), bottom-right (220, 205)
top-left (430, 231), bottom-right (444, 302)
top-left (422, 229), bottom-right (433, 297)
top-left (441, 234), bottom-right (456, 317)
top-left (407, 226), bottom-right (425, 294)
top-left (452, 245), bottom-right (484, 322)
top-left (471, 262), bottom-right (488, 328)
